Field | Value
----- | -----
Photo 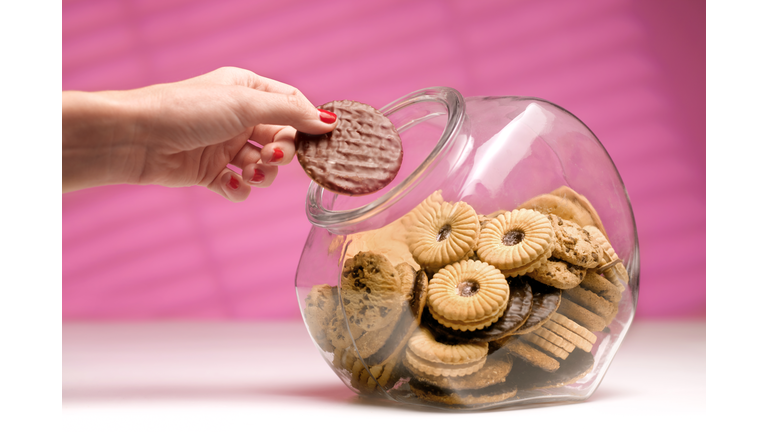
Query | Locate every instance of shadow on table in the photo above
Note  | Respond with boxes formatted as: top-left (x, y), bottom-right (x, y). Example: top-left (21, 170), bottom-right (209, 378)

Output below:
top-left (62, 383), bottom-right (357, 404)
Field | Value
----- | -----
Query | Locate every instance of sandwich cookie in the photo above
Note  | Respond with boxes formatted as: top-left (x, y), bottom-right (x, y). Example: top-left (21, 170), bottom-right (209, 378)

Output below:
top-left (407, 347), bottom-right (518, 407)
top-left (406, 198), bottom-right (480, 272)
top-left (476, 209), bottom-right (555, 277)
top-left (426, 260), bottom-right (509, 332)
top-left (422, 276), bottom-right (534, 343)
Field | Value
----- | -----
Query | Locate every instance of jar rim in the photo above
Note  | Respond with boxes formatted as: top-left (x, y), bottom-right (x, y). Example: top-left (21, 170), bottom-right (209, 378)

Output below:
top-left (305, 86), bottom-right (466, 231)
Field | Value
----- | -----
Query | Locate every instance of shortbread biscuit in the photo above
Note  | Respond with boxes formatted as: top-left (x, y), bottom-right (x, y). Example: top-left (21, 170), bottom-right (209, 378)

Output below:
top-left (563, 286), bottom-right (618, 323)
top-left (521, 333), bottom-right (570, 360)
top-left (476, 209), bottom-right (555, 276)
top-left (506, 338), bottom-right (560, 372)
top-left (406, 198), bottom-right (480, 272)
top-left (404, 327), bottom-right (488, 377)
top-left (542, 319), bottom-right (594, 353)
top-left (528, 259), bottom-right (586, 289)
top-left (557, 298), bottom-right (606, 332)
top-left (550, 313), bottom-right (597, 344)
top-left (426, 260), bottom-right (510, 331)
top-left (547, 214), bottom-right (603, 268)
top-left (508, 348), bottom-right (594, 391)
top-left (527, 327), bottom-right (576, 355)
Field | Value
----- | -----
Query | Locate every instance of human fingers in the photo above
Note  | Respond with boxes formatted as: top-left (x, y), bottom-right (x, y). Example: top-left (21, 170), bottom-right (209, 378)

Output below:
top-left (242, 162), bottom-right (278, 188)
top-left (197, 67), bottom-right (310, 98)
top-left (231, 87), bottom-right (337, 136)
top-left (230, 141), bottom-right (263, 169)
top-left (207, 167), bottom-right (251, 202)
top-left (250, 125), bottom-right (296, 167)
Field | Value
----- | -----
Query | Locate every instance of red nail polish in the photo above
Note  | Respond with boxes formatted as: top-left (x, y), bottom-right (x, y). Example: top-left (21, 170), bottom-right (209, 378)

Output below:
top-left (251, 170), bottom-right (265, 184)
top-left (228, 175), bottom-right (239, 190)
top-left (270, 148), bottom-right (284, 163)
top-left (319, 109), bottom-right (337, 124)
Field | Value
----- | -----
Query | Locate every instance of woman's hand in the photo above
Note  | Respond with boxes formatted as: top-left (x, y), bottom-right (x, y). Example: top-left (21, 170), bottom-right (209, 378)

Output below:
top-left (62, 67), bottom-right (337, 201)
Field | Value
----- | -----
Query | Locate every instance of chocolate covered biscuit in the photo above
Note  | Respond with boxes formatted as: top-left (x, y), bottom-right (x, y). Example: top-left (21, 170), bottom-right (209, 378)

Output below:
top-left (295, 100), bottom-right (403, 196)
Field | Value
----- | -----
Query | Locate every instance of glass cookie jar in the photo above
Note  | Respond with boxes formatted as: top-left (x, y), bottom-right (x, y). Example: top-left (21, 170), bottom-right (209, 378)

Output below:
top-left (295, 87), bottom-right (638, 410)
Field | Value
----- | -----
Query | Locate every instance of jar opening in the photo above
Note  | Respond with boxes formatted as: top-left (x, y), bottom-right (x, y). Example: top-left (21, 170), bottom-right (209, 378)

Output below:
top-left (306, 87), bottom-right (466, 234)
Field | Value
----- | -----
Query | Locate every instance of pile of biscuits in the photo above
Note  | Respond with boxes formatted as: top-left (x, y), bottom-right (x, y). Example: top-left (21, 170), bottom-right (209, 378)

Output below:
top-left (303, 186), bottom-right (629, 408)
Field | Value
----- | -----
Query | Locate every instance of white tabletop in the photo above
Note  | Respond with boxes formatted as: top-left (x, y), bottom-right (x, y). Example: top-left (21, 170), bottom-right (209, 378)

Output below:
top-left (62, 320), bottom-right (705, 431)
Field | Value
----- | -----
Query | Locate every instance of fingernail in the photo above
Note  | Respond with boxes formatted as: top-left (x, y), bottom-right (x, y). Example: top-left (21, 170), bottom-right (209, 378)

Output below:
top-left (250, 170), bottom-right (265, 184)
top-left (228, 175), bottom-right (239, 190)
top-left (270, 148), bottom-right (284, 164)
top-left (319, 109), bottom-right (337, 124)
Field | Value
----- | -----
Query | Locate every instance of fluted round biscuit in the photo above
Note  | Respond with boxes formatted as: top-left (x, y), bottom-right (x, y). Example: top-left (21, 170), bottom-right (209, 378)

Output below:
top-left (408, 352), bottom-right (514, 390)
top-left (406, 200), bottom-right (480, 271)
top-left (547, 214), bottom-right (603, 268)
top-left (427, 260), bottom-right (510, 331)
top-left (584, 225), bottom-right (629, 283)
top-left (476, 209), bottom-right (555, 275)
top-left (405, 327), bottom-right (488, 377)
top-left (295, 100), bottom-right (402, 196)
top-left (422, 276), bottom-right (533, 343)
top-left (528, 259), bottom-right (586, 289)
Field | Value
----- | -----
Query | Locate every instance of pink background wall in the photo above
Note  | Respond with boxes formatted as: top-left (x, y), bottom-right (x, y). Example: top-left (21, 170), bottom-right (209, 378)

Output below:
top-left (62, 0), bottom-right (705, 320)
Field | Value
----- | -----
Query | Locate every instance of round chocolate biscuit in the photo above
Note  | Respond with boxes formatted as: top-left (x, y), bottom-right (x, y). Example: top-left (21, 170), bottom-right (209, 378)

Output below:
top-left (511, 278), bottom-right (562, 335)
top-left (295, 100), bottom-right (403, 196)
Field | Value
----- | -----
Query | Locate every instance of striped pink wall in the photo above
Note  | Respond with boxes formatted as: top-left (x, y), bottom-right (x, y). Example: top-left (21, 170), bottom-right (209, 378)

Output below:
top-left (62, 0), bottom-right (705, 320)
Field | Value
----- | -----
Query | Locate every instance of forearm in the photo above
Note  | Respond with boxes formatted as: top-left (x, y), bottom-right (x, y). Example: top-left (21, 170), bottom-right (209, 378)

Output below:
top-left (62, 91), bottom-right (142, 192)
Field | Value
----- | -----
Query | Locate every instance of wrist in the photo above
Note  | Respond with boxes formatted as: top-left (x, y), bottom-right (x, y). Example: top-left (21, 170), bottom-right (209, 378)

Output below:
top-left (62, 90), bottom-right (143, 192)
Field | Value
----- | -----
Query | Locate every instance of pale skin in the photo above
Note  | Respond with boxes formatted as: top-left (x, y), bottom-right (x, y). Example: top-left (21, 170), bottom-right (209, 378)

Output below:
top-left (62, 67), bottom-right (338, 201)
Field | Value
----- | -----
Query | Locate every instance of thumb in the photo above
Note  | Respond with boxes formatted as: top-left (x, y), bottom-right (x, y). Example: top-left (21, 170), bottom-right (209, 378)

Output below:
top-left (233, 87), bottom-right (337, 135)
